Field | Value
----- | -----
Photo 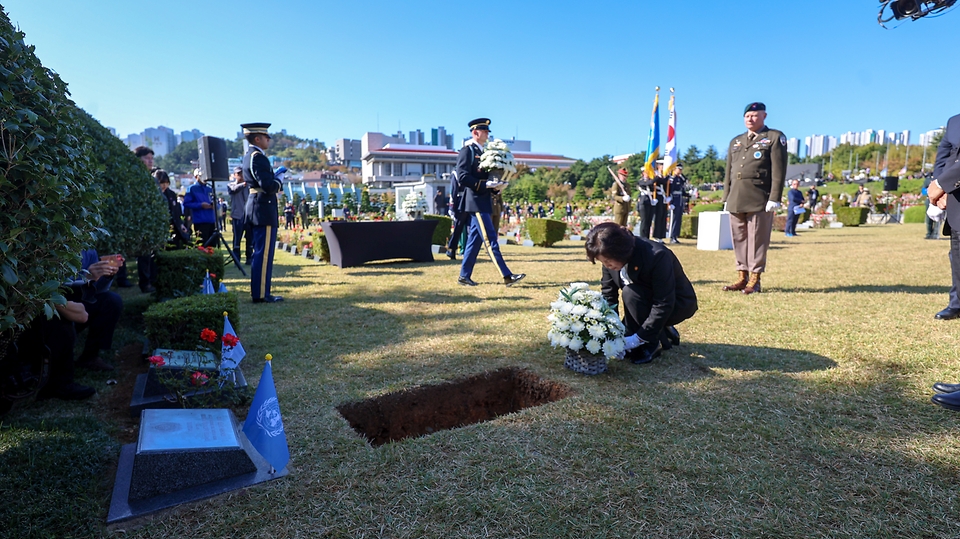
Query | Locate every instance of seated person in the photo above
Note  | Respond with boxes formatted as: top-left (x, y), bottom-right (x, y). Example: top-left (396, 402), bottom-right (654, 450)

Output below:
top-left (14, 301), bottom-right (96, 401)
top-left (66, 249), bottom-right (124, 371)
top-left (585, 222), bottom-right (698, 364)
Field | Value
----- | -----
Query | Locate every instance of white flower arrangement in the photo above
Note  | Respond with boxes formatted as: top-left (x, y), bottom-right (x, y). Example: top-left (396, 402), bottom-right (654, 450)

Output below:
top-left (547, 282), bottom-right (626, 359)
top-left (479, 138), bottom-right (517, 174)
top-left (401, 191), bottom-right (428, 217)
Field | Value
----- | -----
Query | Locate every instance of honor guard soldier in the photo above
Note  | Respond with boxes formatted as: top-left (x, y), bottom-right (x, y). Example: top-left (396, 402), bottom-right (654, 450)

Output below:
top-left (241, 122), bottom-right (283, 303)
top-left (456, 117), bottom-right (525, 287)
top-left (612, 168), bottom-right (632, 227)
top-left (667, 163), bottom-right (687, 243)
top-left (721, 102), bottom-right (787, 295)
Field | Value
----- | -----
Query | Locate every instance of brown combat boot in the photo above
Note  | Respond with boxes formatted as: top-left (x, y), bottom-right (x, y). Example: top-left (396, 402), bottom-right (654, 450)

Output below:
top-left (742, 272), bottom-right (762, 295)
top-left (722, 270), bottom-right (749, 291)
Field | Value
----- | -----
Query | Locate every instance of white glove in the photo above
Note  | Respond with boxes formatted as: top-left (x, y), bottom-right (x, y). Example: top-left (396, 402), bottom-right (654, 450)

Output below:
top-left (722, 202), bottom-right (728, 211)
top-left (765, 201), bottom-right (780, 212)
top-left (928, 205), bottom-right (944, 222)
top-left (668, 204), bottom-right (675, 211)
top-left (650, 198), bottom-right (659, 207)
top-left (623, 333), bottom-right (646, 351)
top-left (622, 195), bottom-right (631, 202)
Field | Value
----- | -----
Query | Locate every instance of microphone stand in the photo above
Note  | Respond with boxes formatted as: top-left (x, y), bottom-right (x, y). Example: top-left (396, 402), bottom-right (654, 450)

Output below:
top-left (202, 178), bottom-right (246, 277)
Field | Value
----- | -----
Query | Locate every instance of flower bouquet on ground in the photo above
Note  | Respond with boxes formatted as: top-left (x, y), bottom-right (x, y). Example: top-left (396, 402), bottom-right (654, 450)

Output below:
top-left (547, 282), bottom-right (626, 375)
top-left (146, 327), bottom-right (247, 408)
top-left (479, 138), bottom-right (517, 185)
top-left (401, 191), bottom-right (428, 220)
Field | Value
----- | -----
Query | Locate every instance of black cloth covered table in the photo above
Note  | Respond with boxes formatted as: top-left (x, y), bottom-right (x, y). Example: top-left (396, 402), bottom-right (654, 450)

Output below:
top-left (321, 220), bottom-right (439, 268)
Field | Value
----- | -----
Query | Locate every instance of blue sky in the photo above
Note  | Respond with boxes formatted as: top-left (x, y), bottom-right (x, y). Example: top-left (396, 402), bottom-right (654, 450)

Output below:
top-left (4, 0), bottom-right (959, 160)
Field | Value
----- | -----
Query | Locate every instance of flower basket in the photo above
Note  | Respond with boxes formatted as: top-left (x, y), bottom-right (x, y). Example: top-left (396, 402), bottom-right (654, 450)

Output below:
top-left (564, 349), bottom-right (607, 375)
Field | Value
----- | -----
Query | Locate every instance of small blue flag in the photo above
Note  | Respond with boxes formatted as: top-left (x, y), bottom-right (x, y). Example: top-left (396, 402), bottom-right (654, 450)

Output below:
top-left (201, 270), bottom-right (215, 295)
top-left (218, 282), bottom-right (228, 293)
top-left (220, 312), bottom-right (246, 377)
top-left (243, 359), bottom-right (289, 472)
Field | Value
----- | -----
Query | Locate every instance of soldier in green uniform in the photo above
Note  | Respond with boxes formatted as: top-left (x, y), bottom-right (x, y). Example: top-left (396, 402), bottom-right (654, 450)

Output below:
top-left (720, 102), bottom-right (787, 295)
top-left (612, 167), bottom-right (632, 227)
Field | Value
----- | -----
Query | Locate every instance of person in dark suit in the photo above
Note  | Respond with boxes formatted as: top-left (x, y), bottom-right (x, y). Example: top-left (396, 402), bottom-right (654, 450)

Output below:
top-left (785, 179), bottom-right (804, 237)
top-left (636, 171), bottom-right (656, 239)
top-left (586, 222), bottom-right (698, 364)
top-left (456, 117), bottom-right (524, 287)
top-left (155, 170), bottom-right (190, 248)
top-left (241, 122), bottom-right (283, 303)
top-left (721, 102), bottom-right (787, 295)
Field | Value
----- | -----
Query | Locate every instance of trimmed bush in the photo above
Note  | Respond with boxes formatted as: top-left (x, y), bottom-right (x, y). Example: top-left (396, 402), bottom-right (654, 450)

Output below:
top-left (76, 110), bottom-right (169, 258)
top-left (679, 214), bottom-right (698, 239)
top-left (314, 231), bottom-right (330, 262)
top-left (903, 205), bottom-right (927, 224)
top-left (692, 202), bottom-right (724, 215)
top-left (836, 207), bottom-right (869, 227)
top-left (527, 218), bottom-right (567, 247)
top-left (155, 249), bottom-right (225, 299)
top-left (423, 214), bottom-right (453, 245)
top-left (798, 209), bottom-right (810, 224)
top-left (144, 292), bottom-right (239, 350)
top-left (0, 9), bottom-right (102, 335)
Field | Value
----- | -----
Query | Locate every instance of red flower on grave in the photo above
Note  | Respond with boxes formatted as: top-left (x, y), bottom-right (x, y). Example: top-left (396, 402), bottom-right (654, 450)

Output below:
top-left (209, 273), bottom-right (217, 279)
top-left (200, 328), bottom-right (218, 343)
top-left (147, 355), bottom-right (165, 367)
top-left (222, 333), bottom-right (239, 348)
top-left (190, 371), bottom-right (209, 386)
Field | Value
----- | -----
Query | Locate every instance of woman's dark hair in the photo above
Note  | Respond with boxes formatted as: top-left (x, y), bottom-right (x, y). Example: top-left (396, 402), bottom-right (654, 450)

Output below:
top-left (585, 222), bottom-right (635, 264)
top-left (153, 169), bottom-right (170, 184)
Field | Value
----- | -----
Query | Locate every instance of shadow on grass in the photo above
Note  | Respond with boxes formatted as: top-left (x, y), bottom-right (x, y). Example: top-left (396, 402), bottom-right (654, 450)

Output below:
top-left (681, 342), bottom-right (837, 373)
top-left (779, 284), bottom-right (949, 295)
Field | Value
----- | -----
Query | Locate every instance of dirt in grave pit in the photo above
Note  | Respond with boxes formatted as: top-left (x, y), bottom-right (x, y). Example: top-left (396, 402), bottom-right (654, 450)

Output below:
top-left (336, 367), bottom-right (572, 447)
top-left (100, 342), bottom-right (148, 444)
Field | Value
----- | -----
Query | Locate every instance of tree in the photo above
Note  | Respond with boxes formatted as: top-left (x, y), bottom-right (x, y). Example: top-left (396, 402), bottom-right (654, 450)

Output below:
top-left (682, 145), bottom-right (701, 168)
top-left (155, 140), bottom-right (199, 174)
top-left (360, 189), bottom-right (373, 212)
top-left (0, 8), bottom-right (103, 335)
top-left (574, 183), bottom-right (588, 202)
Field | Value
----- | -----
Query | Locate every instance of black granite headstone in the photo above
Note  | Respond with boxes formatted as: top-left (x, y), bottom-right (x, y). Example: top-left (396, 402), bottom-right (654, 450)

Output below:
top-left (108, 409), bottom-right (287, 524)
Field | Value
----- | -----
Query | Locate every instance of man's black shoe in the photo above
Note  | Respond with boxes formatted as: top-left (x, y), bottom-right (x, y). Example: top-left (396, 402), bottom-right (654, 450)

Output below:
top-left (253, 295), bottom-right (284, 304)
top-left (244, 259), bottom-right (251, 265)
top-left (140, 285), bottom-right (156, 294)
top-left (37, 382), bottom-right (96, 401)
top-left (665, 326), bottom-right (680, 346)
top-left (932, 390), bottom-right (960, 411)
top-left (934, 382), bottom-right (960, 394)
top-left (504, 273), bottom-right (526, 287)
top-left (935, 308), bottom-right (960, 320)
top-left (458, 276), bottom-right (478, 286)
top-left (77, 356), bottom-right (115, 372)
top-left (629, 343), bottom-right (662, 365)
top-left (446, 248), bottom-right (456, 260)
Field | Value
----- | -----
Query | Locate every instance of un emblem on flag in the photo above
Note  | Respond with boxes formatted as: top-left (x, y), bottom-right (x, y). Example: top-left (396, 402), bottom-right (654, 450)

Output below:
top-left (256, 397), bottom-right (285, 438)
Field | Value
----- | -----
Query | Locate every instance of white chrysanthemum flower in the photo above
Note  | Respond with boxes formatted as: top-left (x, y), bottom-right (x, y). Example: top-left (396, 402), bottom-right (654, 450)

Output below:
top-left (585, 339), bottom-right (602, 354)
top-left (586, 309), bottom-right (603, 319)
top-left (560, 303), bottom-right (574, 315)
top-left (587, 324), bottom-right (606, 339)
top-left (556, 319), bottom-right (570, 331)
top-left (570, 305), bottom-right (588, 316)
top-left (568, 337), bottom-right (583, 351)
top-left (570, 321), bottom-right (585, 333)
top-left (558, 334), bottom-right (571, 347)
top-left (602, 340), bottom-right (619, 358)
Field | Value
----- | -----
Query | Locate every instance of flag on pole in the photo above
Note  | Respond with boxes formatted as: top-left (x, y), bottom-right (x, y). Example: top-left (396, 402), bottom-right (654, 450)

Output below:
top-left (220, 311), bottom-right (246, 377)
top-left (201, 270), bottom-right (215, 295)
top-left (243, 355), bottom-right (290, 473)
top-left (218, 282), bottom-right (229, 293)
top-left (643, 88), bottom-right (661, 178)
top-left (662, 89), bottom-right (678, 177)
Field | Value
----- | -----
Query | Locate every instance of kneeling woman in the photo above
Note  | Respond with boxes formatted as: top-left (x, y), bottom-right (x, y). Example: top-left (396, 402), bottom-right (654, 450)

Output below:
top-left (585, 222), bottom-right (698, 364)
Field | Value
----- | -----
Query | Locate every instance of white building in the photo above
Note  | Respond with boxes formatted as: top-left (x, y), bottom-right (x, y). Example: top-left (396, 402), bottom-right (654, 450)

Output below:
top-left (920, 127), bottom-right (944, 147)
top-left (360, 132), bottom-right (576, 189)
top-left (786, 137), bottom-right (802, 157)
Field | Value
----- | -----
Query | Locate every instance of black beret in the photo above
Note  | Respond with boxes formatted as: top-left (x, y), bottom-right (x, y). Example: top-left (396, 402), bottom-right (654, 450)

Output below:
top-left (744, 102), bottom-right (766, 115)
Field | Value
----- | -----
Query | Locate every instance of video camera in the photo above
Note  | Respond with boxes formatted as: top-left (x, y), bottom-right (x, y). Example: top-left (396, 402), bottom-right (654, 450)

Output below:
top-left (879, 0), bottom-right (957, 26)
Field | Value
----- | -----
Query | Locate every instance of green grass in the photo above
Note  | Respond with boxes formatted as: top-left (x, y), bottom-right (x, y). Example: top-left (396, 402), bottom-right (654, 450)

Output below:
top-left (4, 224), bottom-right (960, 538)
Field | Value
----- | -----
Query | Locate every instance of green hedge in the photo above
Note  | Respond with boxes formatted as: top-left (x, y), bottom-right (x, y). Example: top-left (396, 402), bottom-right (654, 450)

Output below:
top-left (836, 207), bottom-right (869, 227)
top-left (0, 9), bottom-right (103, 335)
top-left (692, 202), bottom-right (725, 215)
top-left (155, 249), bottom-right (225, 299)
top-left (423, 214), bottom-right (453, 245)
top-left (679, 214), bottom-right (698, 239)
top-left (903, 205), bottom-right (927, 223)
top-left (144, 292), bottom-right (239, 350)
top-left (527, 218), bottom-right (567, 247)
top-left (77, 109), bottom-right (169, 258)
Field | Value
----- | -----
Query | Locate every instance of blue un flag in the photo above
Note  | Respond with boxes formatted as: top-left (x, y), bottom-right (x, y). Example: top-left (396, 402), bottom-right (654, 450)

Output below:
top-left (242, 359), bottom-right (290, 472)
